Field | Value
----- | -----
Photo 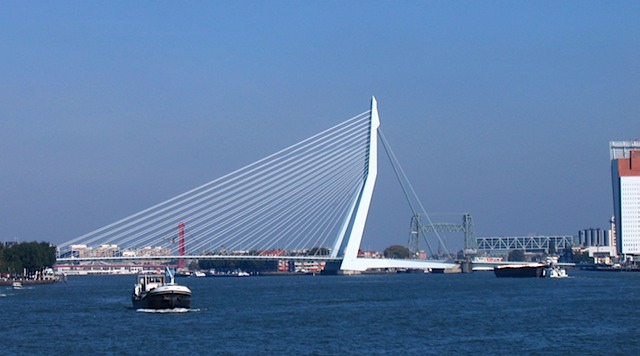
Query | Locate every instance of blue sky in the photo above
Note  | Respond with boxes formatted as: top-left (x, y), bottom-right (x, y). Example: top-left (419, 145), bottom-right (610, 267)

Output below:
top-left (1, 1), bottom-right (638, 252)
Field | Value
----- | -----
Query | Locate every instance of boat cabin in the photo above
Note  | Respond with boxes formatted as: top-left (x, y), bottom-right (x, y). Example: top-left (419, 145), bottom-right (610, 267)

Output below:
top-left (137, 274), bottom-right (165, 292)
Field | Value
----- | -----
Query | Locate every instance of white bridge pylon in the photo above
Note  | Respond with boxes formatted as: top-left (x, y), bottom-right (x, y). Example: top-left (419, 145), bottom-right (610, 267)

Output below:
top-left (57, 97), bottom-right (454, 273)
top-left (331, 97), bottom-right (453, 273)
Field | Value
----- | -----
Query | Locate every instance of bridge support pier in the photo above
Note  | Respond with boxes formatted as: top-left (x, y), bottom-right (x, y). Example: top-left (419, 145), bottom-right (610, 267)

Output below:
top-left (460, 261), bottom-right (473, 273)
top-left (321, 261), bottom-right (363, 275)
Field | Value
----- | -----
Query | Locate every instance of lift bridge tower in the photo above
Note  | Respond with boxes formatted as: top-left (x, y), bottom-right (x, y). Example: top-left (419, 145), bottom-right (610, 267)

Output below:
top-left (408, 213), bottom-right (477, 258)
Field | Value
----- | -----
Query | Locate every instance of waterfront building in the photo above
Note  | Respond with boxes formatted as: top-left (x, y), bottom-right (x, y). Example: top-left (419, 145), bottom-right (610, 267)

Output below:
top-left (276, 260), bottom-right (326, 273)
top-left (3, 240), bottom-right (18, 248)
top-left (587, 245), bottom-right (617, 264)
top-left (69, 244), bottom-right (89, 258)
top-left (610, 140), bottom-right (640, 258)
top-left (137, 246), bottom-right (171, 257)
top-left (578, 228), bottom-right (610, 247)
top-left (609, 216), bottom-right (617, 254)
top-left (95, 244), bottom-right (119, 257)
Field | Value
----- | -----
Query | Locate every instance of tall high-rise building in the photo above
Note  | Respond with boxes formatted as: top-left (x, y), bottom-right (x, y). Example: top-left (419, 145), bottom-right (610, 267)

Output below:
top-left (610, 140), bottom-right (640, 257)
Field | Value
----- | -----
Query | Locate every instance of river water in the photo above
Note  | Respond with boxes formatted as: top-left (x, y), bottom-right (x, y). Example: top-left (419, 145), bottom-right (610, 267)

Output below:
top-left (1, 270), bottom-right (638, 355)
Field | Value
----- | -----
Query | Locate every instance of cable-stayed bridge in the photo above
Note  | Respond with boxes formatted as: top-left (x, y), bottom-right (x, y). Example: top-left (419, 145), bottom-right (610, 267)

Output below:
top-left (56, 98), bottom-right (455, 273)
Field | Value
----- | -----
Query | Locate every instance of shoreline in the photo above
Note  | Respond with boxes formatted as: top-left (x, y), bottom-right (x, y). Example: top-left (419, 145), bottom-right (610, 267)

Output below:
top-left (0, 278), bottom-right (59, 286)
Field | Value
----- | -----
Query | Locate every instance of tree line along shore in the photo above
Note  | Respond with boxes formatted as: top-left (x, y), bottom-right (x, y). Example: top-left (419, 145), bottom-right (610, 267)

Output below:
top-left (0, 241), bottom-right (57, 281)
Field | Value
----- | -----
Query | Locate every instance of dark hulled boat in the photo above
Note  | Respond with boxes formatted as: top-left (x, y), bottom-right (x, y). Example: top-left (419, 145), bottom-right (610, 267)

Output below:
top-left (132, 268), bottom-right (191, 309)
top-left (494, 264), bottom-right (546, 278)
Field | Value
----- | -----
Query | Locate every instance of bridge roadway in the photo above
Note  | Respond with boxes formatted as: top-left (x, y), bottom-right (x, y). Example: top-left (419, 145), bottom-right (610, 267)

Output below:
top-left (56, 255), bottom-right (343, 263)
top-left (57, 255), bottom-right (574, 272)
top-left (56, 255), bottom-right (457, 272)
top-left (57, 256), bottom-right (575, 271)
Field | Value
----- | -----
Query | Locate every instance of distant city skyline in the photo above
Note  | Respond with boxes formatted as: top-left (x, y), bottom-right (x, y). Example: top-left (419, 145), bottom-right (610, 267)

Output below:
top-left (1, 2), bottom-right (639, 251)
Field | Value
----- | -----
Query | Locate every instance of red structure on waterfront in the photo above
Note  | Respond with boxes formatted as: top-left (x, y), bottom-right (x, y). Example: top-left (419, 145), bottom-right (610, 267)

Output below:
top-left (178, 222), bottom-right (185, 269)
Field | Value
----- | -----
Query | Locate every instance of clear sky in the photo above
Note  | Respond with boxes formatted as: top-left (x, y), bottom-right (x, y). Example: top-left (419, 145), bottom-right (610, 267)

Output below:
top-left (1, 1), bottom-right (638, 252)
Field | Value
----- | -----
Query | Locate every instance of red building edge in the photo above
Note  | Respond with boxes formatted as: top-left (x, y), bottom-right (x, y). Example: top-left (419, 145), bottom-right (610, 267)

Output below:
top-left (617, 150), bottom-right (640, 176)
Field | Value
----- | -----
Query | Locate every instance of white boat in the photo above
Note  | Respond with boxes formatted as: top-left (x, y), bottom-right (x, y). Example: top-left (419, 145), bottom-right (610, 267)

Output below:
top-left (209, 269), bottom-right (250, 277)
top-left (132, 268), bottom-right (191, 309)
top-left (12, 282), bottom-right (23, 289)
top-left (544, 266), bottom-right (568, 278)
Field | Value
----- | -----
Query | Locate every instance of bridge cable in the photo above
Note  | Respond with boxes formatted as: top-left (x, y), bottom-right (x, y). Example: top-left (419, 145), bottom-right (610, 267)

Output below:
top-left (378, 129), bottom-right (450, 257)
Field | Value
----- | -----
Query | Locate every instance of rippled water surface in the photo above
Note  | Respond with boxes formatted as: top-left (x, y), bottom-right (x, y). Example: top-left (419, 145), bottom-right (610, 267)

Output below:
top-left (2, 270), bottom-right (638, 355)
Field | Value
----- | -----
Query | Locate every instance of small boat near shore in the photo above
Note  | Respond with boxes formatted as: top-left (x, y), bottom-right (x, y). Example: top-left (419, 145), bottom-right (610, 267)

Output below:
top-left (579, 264), bottom-right (640, 272)
top-left (543, 265), bottom-right (568, 278)
top-left (132, 268), bottom-right (191, 310)
top-left (209, 269), bottom-right (250, 277)
top-left (12, 282), bottom-right (23, 289)
top-left (1, 268), bottom-right (60, 286)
